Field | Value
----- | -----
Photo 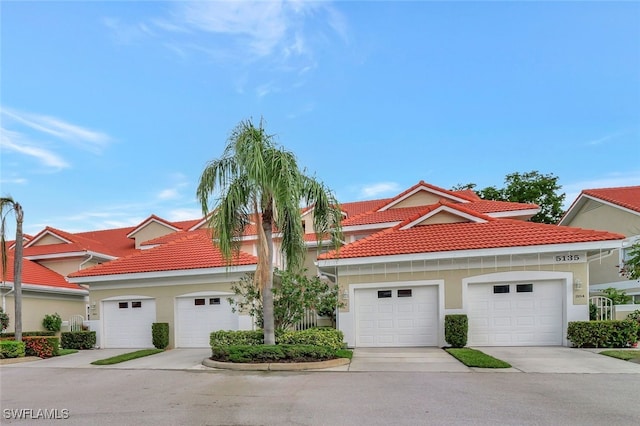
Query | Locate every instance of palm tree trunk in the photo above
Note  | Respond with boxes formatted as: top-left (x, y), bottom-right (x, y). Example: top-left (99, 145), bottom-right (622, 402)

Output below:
top-left (262, 210), bottom-right (276, 345)
top-left (14, 203), bottom-right (23, 342)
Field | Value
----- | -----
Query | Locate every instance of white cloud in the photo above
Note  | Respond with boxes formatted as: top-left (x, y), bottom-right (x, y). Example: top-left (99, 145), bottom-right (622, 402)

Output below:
top-left (585, 130), bottom-right (627, 146)
top-left (0, 128), bottom-right (69, 170)
top-left (1, 107), bottom-right (111, 154)
top-left (358, 182), bottom-right (402, 199)
top-left (157, 188), bottom-right (180, 200)
top-left (166, 208), bottom-right (203, 222)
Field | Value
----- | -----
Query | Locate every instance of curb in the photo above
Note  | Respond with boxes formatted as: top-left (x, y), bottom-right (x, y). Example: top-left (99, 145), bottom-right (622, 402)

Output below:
top-left (0, 356), bottom-right (42, 365)
top-left (202, 357), bottom-right (351, 371)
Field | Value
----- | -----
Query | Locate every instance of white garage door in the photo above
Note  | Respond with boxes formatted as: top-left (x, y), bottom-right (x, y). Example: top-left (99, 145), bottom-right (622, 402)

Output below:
top-left (176, 296), bottom-right (239, 348)
top-left (102, 299), bottom-right (156, 348)
top-left (468, 281), bottom-right (563, 346)
top-left (355, 286), bottom-right (439, 347)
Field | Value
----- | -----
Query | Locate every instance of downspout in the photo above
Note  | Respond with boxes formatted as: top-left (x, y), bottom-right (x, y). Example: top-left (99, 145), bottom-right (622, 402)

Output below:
top-left (1, 282), bottom-right (15, 312)
top-left (79, 254), bottom-right (94, 270)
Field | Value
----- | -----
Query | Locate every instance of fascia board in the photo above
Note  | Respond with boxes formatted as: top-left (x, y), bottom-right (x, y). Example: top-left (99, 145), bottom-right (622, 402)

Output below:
top-left (400, 206), bottom-right (486, 230)
top-left (24, 251), bottom-right (117, 261)
top-left (25, 230), bottom-right (73, 247)
top-left (487, 209), bottom-right (540, 219)
top-left (68, 264), bottom-right (257, 284)
top-left (0, 282), bottom-right (88, 296)
top-left (316, 240), bottom-right (624, 267)
top-left (379, 186), bottom-right (469, 211)
top-left (126, 218), bottom-right (180, 238)
top-left (342, 222), bottom-right (401, 233)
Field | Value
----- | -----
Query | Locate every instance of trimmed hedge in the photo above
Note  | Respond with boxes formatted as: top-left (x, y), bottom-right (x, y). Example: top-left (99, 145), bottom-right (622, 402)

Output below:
top-left (567, 320), bottom-right (639, 348)
top-left (23, 336), bottom-right (59, 358)
top-left (211, 344), bottom-right (336, 363)
top-left (61, 331), bottom-right (96, 350)
top-left (445, 314), bottom-right (468, 348)
top-left (152, 323), bottom-right (169, 349)
top-left (279, 328), bottom-right (344, 351)
top-left (0, 340), bottom-right (25, 358)
top-left (210, 328), bottom-right (345, 351)
top-left (210, 330), bottom-right (264, 347)
top-left (1, 331), bottom-right (56, 338)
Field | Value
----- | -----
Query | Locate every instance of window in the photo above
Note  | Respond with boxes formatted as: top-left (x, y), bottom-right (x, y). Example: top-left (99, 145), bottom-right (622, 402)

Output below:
top-left (209, 298), bottom-right (221, 305)
top-left (516, 284), bottom-right (533, 293)
top-left (377, 290), bottom-right (392, 298)
top-left (397, 289), bottom-right (412, 298)
top-left (132, 301), bottom-right (142, 308)
top-left (194, 298), bottom-right (205, 306)
top-left (118, 302), bottom-right (128, 309)
top-left (493, 285), bottom-right (510, 294)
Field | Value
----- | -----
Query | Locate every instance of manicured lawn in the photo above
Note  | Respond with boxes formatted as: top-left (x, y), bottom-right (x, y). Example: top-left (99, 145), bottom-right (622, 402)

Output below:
top-left (57, 349), bottom-right (78, 356)
top-left (335, 349), bottom-right (353, 359)
top-left (445, 348), bottom-right (511, 368)
top-left (91, 349), bottom-right (164, 365)
top-left (599, 350), bottom-right (640, 361)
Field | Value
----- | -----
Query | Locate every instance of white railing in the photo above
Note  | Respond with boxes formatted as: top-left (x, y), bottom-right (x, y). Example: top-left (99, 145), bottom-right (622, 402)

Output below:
top-left (589, 296), bottom-right (614, 321)
top-left (295, 308), bottom-right (318, 331)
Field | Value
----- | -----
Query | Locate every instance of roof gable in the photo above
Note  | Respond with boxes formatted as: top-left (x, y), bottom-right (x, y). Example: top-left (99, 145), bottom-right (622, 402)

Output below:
top-left (560, 185), bottom-right (640, 225)
top-left (126, 215), bottom-right (180, 238)
top-left (377, 181), bottom-right (473, 211)
top-left (25, 227), bottom-right (73, 247)
top-left (399, 203), bottom-right (491, 230)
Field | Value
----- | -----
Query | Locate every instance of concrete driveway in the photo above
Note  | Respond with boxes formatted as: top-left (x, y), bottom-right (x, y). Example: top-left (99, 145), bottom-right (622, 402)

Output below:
top-left (476, 346), bottom-right (640, 373)
top-left (1, 348), bottom-right (211, 370)
top-left (347, 347), bottom-right (470, 372)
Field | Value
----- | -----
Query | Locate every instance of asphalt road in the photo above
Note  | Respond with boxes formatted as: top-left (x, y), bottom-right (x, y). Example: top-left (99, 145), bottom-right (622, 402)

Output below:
top-left (1, 367), bottom-right (639, 425)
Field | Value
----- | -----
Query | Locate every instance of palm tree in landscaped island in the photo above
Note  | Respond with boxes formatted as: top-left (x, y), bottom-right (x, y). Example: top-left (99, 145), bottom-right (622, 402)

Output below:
top-left (197, 118), bottom-right (343, 345)
top-left (1, 196), bottom-right (24, 341)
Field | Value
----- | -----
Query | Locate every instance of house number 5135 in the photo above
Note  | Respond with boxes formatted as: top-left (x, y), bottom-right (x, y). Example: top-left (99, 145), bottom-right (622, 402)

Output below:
top-left (555, 255), bottom-right (580, 262)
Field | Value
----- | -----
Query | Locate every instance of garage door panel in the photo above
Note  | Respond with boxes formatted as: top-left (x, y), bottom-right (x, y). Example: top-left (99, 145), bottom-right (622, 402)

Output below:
top-left (468, 281), bottom-right (563, 346)
top-left (355, 285), bottom-right (439, 347)
top-left (176, 297), bottom-right (238, 348)
top-left (103, 299), bottom-right (156, 348)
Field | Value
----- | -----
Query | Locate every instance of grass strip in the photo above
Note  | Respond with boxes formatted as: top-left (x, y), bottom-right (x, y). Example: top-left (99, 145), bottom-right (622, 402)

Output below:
top-left (57, 349), bottom-right (78, 356)
top-left (335, 349), bottom-right (353, 359)
top-left (445, 348), bottom-right (511, 368)
top-left (599, 350), bottom-right (640, 361)
top-left (91, 349), bottom-right (164, 365)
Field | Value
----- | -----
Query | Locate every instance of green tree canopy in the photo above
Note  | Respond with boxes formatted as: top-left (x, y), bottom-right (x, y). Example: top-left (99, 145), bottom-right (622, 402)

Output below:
top-left (196, 118), bottom-right (343, 344)
top-left (453, 170), bottom-right (565, 224)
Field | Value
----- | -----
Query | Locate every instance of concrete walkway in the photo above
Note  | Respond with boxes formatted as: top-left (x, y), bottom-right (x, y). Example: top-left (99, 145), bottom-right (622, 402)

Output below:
top-left (476, 346), bottom-right (640, 374)
top-left (345, 347), bottom-right (470, 372)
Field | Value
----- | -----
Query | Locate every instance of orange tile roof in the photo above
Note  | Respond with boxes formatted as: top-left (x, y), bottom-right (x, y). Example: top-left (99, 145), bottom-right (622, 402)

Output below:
top-left (464, 200), bottom-right (538, 214)
top-left (319, 219), bottom-right (624, 260)
top-left (340, 198), bottom-right (391, 217)
top-left (343, 206), bottom-right (428, 227)
top-left (1, 252), bottom-right (85, 291)
top-left (24, 226), bottom-right (138, 258)
top-left (69, 229), bottom-right (258, 278)
top-left (583, 186), bottom-right (640, 213)
top-left (377, 181), bottom-right (477, 211)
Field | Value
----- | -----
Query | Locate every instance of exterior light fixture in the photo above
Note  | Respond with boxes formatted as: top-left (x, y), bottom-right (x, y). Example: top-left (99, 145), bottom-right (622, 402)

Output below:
top-left (574, 279), bottom-right (582, 290)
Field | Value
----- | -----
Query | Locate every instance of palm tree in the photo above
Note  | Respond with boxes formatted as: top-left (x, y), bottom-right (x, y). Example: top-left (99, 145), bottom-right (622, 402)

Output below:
top-left (197, 118), bottom-right (342, 344)
top-left (1, 197), bottom-right (24, 341)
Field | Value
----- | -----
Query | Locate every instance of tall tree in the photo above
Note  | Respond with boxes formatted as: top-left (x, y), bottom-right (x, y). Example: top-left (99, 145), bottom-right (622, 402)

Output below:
top-left (453, 171), bottom-right (565, 224)
top-left (1, 197), bottom-right (24, 341)
top-left (196, 118), bottom-right (343, 344)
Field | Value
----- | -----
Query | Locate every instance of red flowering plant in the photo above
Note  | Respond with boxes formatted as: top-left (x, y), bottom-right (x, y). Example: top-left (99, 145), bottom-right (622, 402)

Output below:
top-left (23, 336), bottom-right (59, 358)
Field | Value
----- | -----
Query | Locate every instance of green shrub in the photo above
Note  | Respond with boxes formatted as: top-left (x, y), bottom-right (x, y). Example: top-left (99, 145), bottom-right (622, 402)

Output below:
top-left (0, 307), bottom-right (9, 332)
top-left (23, 336), bottom-right (59, 358)
top-left (1, 331), bottom-right (56, 338)
top-left (210, 344), bottom-right (335, 363)
top-left (152, 323), bottom-right (169, 349)
top-left (0, 340), bottom-right (25, 358)
top-left (445, 314), bottom-right (468, 348)
top-left (279, 328), bottom-right (344, 351)
top-left (42, 313), bottom-right (62, 332)
top-left (210, 330), bottom-right (264, 347)
top-left (567, 320), bottom-right (639, 348)
top-left (61, 331), bottom-right (96, 350)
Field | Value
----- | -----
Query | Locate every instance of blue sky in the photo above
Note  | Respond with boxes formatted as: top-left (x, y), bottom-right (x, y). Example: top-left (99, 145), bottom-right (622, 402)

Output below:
top-left (1, 1), bottom-right (639, 236)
